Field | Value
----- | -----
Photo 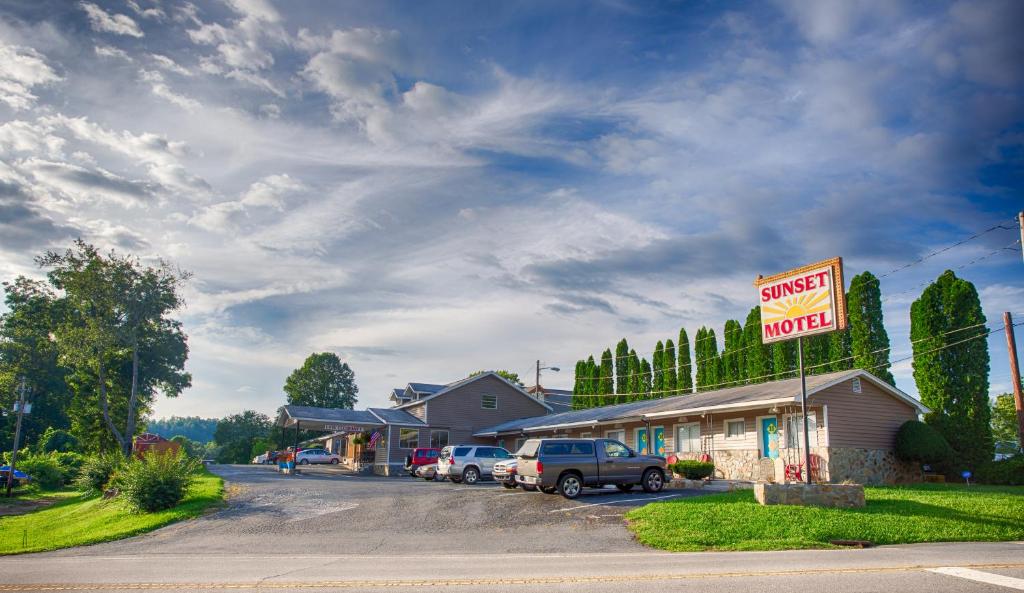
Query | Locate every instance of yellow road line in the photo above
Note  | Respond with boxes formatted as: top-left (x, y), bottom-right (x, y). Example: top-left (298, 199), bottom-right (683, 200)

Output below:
top-left (2, 562), bottom-right (1024, 590)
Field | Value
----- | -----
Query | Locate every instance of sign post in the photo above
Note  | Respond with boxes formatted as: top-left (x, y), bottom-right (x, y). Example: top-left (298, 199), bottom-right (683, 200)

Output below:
top-left (6, 378), bottom-right (28, 497)
top-left (756, 257), bottom-right (846, 485)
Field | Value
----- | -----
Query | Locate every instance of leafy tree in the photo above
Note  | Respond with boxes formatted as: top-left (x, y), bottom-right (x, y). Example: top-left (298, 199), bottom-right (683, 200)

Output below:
top-left (991, 392), bottom-right (1021, 449)
top-left (652, 340), bottom-right (664, 396)
top-left (40, 241), bottom-right (191, 456)
top-left (804, 333), bottom-right (832, 375)
top-left (213, 410), bottom-right (271, 464)
top-left (589, 355), bottom-right (601, 408)
top-left (170, 435), bottom-right (204, 458)
top-left (615, 338), bottom-right (630, 404)
top-left (571, 360), bottom-right (586, 410)
top-left (694, 327), bottom-right (720, 391)
top-left (677, 328), bottom-right (693, 394)
top-left (828, 326), bottom-right (853, 372)
top-left (848, 271), bottom-right (894, 384)
top-left (742, 307), bottom-right (772, 383)
top-left (721, 319), bottom-right (743, 385)
top-left (910, 270), bottom-right (992, 472)
top-left (639, 358), bottom-right (652, 399)
top-left (628, 349), bottom-right (641, 401)
top-left (146, 416), bottom-right (219, 443)
top-left (38, 427), bottom-right (79, 453)
top-left (663, 339), bottom-right (677, 397)
top-left (599, 349), bottom-right (614, 407)
top-left (0, 277), bottom-right (71, 451)
top-left (772, 340), bottom-right (797, 380)
top-left (286, 353), bottom-right (359, 409)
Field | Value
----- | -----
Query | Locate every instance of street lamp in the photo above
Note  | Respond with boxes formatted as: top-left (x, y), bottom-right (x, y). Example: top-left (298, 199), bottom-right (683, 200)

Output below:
top-left (535, 360), bottom-right (560, 399)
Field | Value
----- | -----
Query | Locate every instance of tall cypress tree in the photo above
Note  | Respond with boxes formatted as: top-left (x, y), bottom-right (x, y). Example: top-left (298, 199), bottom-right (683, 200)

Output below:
top-left (722, 319), bottom-right (743, 385)
top-left (677, 328), bottom-right (693, 394)
top-left (848, 271), bottom-right (895, 384)
top-left (614, 338), bottom-right (630, 403)
top-left (663, 339), bottom-right (677, 397)
top-left (628, 349), bottom-right (641, 401)
top-left (639, 358), bottom-right (652, 400)
top-left (695, 327), bottom-right (719, 391)
top-left (572, 359), bottom-right (586, 410)
top-left (583, 355), bottom-right (597, 409)
top-left (829, 327), bottom-right (853, 372)
top-left (772, 340), bottom-right (797, 380)
top-left (804, 333), bottom-right (831, 375)
top-left (652, 340), bottom-right (665, 396)
top-left (599, 349), bottom-right (614, 408)
top-left (742, 306), bottom-right (772, 383)
top-left (911, 270), bottom-right (992, 471)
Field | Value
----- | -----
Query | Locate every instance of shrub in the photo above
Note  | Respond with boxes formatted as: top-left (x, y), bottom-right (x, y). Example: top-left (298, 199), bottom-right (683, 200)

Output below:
top-left (977, 455), bottom-right (1024, 485)
top-left (16, 453), bottom-right (65, 490)
top-left (896, 421), bottom-right (953, 465)
top-left (115, 450), bottom-right (199, 512)
top-left (672, 460), bottom-right (714, 480)
top-left (38, 427), bottom-right (80, 453)
top-left (50, 451), bottom-right (85, 485)
top-left (75, 452), bottom-right (124, 493)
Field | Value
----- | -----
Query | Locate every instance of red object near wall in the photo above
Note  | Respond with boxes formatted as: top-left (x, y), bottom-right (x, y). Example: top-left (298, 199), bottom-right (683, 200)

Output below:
top-left (132, 433), bottom-right (181, 459)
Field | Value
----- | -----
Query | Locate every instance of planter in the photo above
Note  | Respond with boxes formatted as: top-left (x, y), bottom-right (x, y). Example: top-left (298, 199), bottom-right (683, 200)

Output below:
top-left (754, 482), bottom-right (865, 508)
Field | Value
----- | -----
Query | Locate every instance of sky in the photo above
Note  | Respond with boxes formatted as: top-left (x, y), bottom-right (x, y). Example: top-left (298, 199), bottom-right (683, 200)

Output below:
top-left (0, 0), bottom-right (1021, 420)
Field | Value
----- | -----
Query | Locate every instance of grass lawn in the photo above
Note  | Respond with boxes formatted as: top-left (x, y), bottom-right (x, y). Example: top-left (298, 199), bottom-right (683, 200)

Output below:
top-left (626, 484), bottom-right (1024, 552)
top-left (0, 468), bottom-right (224, 555)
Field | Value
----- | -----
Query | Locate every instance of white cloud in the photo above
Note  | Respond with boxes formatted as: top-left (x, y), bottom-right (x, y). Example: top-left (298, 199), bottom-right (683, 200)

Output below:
top-left (149, 54), bottom-right (193, 76)
top-left (126, 0), bottom-right (166, 20)
top-left (0, 43), bottom-right (61, 110)
top-left (95, 45), bottom-right (133, 62)
top-left (140, 69), bottom-right (201, 110)
top-left (79, 2), bottom-right (144, 38)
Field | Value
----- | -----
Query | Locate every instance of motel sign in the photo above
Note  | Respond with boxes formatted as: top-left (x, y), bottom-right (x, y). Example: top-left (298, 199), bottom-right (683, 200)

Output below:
top-left (755, 257), bottom-right (847, 344)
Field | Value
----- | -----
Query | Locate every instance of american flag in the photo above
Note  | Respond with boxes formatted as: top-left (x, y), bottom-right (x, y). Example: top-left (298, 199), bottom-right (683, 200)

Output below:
top-left (367, 431), bottom-right (382, 450)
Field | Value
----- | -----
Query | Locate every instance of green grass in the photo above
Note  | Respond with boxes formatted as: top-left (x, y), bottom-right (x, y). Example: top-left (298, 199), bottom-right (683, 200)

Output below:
top-left (626, 484), bottom-right (1024, 551)
top-left (0, 468), bottom-right (224, 555)
top-left (0, 487), bottom-right (79, 505)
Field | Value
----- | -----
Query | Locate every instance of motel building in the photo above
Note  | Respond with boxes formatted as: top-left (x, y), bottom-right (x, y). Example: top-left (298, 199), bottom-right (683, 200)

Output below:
top-left (276, 369), bottom-right (928, 484)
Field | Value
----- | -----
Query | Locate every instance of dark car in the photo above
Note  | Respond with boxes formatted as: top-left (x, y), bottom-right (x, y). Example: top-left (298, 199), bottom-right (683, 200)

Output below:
top-left (404, 447), bottom-right (441, 476)
top-left (515, 438), bottom-right (667, 499)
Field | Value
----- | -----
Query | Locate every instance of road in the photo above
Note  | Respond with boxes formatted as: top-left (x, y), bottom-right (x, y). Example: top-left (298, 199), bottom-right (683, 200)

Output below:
top-left (1, 464), bottom-right (1022, 592)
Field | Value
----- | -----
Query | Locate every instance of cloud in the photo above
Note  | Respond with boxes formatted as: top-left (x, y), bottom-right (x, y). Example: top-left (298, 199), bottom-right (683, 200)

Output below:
top-left (126, 0), bottom-right (165, 20)
top-left (149, 54), bottom-right (193, 76)
top-left (0, 43), bottom-right (61, 110)
top-left (190, 174), bottom-right (307, 232)
top-left (95, 45), bottom-right (133, 62)
top-left (140, 69), bottom-right (202, 110)
top-left (79, 2), bottom-right (144, 38)
top-left (22, 158), bottom-right (157, 207)
top-left (0, 167), bottom-right (77, 251)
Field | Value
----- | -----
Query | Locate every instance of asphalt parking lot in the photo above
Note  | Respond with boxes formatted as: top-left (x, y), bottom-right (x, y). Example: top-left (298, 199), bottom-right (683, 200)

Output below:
top-left (47, 463), bottom-right (705, 556)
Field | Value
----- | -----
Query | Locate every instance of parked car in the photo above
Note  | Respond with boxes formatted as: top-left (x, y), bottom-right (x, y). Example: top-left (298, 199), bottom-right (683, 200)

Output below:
top-left (404, 447), bottom-right (441, 476)
top-left (515, 438), bottom-right (666, 499)
top-left (437, 445), bottom-right (514, 484)
top-left (493, 458), bottom-right (518, 489)
top-left (295, 448), bottom-right (341, 465)
top-left (252, 453), bottom-right (268, 464)
top-left (414, 463), bottom-right (441, 480)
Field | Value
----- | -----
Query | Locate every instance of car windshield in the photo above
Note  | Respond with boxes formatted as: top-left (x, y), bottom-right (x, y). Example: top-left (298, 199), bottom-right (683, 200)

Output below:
top-left (494, 448), bottom-right (512, 459)
top-left (516, 440), bottom-right (541, 458)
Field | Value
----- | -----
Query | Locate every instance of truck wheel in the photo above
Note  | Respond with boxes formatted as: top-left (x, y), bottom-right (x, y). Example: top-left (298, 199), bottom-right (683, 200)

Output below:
top-left (558, 474), bottom-right (583, 499)
top-left (616, 484), bottom-right (634, 492)
top-left (642, 469), bottom-right (665, 493)
top-left (462, 467), bottom-right (480, 485)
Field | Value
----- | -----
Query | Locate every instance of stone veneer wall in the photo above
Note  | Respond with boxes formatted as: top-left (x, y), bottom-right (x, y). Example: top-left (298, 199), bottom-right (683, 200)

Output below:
top-left (827, 448), bottom-right (921, 485)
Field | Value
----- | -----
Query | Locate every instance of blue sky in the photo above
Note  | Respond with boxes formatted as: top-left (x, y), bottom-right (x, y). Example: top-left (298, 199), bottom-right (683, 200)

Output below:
top-left (0, 0), bottom-right (1021, 419)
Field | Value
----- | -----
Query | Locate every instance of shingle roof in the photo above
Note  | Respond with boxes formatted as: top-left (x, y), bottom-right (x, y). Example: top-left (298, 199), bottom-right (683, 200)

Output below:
top-left (279, 406), bottom-right (381, 425)
top-left (397, 372), bottom-right (553, 413)
top-left (474, 369), bottom-right (926, 436)
top-left (542, 392), bottom-right (573, 413)
top-left (368, 407), bottom-right (426, 426)
top-left (408, 382), bottom-right (445, 394)
top-left (391, 388), bottom-right (407, 398)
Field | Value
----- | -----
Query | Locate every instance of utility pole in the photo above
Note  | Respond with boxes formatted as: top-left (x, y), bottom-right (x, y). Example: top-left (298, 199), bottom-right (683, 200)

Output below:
top-left (5, 377), bottom-right (27, 497)
top-left (797, 338), bottom-right (812, 485)
top-left (1018, 211), bottom-right (1023, 263)
top-left (535, 360), bottom-right (541, 398)
top-left (1004, 312), bottom-right (1024, 450)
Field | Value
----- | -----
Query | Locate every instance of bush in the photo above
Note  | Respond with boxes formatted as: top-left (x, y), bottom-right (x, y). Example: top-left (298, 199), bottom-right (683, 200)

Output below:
top-left (115, 450), bottom-right (200, 512)
top-left (16, 453), bottom-right (65, 490)
top-left (50, 451), bottom-right (85, 485)
top-left (896, 420), bottom-right (953, 465)
top-left (977, 455), bottom-right (1024, 485)
top-left (672, 460), bottom-right (714, 480)
top-left (75, 452), bottom-right (124, 493)
top-left (38, 427), bottom-right (80, 453)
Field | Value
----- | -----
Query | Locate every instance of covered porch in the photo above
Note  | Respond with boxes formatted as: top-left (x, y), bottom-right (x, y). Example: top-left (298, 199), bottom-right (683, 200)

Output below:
top-left (276, 406), bottom-right (386, 471)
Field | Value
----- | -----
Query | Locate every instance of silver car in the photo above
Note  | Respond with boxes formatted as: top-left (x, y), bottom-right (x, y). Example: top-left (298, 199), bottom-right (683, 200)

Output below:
top-left (437, 445), bottom-right (513, 485)
top-left (493, 458), bottom-right (518, 489)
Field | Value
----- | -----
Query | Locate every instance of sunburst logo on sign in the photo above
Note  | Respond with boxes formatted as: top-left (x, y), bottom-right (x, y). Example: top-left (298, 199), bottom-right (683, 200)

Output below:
top-left (755, 257), bottom-right (846, 344)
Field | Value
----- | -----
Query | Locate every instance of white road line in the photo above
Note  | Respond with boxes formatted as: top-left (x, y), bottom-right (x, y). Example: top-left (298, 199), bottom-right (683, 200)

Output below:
top-left (928, 567), bottom-right (1024, 590)
top-left (549, 493), bottom-right (686, 513)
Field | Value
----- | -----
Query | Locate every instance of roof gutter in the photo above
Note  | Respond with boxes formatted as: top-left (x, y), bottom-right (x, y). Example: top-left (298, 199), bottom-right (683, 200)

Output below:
top-left (640, 397), bottom-right (798, 420)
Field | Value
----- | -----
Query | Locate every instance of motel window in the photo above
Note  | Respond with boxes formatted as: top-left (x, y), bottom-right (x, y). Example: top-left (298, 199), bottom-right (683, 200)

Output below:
top-left (677, 424), bottom-right (700, 453)
top-left (605, 429), bottom-right (625, 443)
top-left (852, 377), bottom-right (862, 393)
top-left (784, 414), bottom-right (818, 448)
top-left (481, 394), bottom-right (498, 409)
top-left (399, 428), bottom-right (419, 449)
top-left (514, 438), bottom-right (527, 452)
top-left (430, 430), bottom-right (449, 448)
top-left (725, 419), bottom-right (745, 440)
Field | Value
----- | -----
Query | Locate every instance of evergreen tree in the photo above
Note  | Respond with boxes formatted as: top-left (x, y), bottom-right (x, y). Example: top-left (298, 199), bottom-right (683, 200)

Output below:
top-left (829, 327), bottom-right (853, 371)
top-left (663, 339), bottom-right (677, 397)
top-left (599, 349), bottom-right (614, 408)
top-left (695, 327), bottom-right (720, 391)
top-left (639, 358), bottom-right (652, 399)
top-left (911, 270), bottom-right (992, 471)
top-left (721, 319), bottom-right (743, 385)
top-left (677, 328), bottom-right (693, 394)
top-left (803, 334), bottom-right (832, 375)
top-left (588, 355), bottom-right (600, 409)
top-left (572, 359), bottom-right (586, 410)
top-left (652, 341), bottom-right (665, 396)
top-left (742, 307), bottom-right (772, 383)
top-left (628, 349), bottom-right (641, 401)
top-left (848, 271), bottom-right (895, 384)
top-left (772, 340), bottom-right (798, 380)
top-left (615, 338), bottom-right (630, 404)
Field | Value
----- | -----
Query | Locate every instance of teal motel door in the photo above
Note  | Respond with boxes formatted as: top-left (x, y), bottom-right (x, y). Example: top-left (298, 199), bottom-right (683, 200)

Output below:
top-left (761, 417), bottom-right (779, 459)
top-left (637, 427), bottom-right (666, 456)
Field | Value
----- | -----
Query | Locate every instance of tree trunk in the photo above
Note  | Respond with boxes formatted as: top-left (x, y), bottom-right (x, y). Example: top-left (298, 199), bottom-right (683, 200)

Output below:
top-left (124, 338), bottom-right (141, 458)
top-left (97, 357), bottom-right (127, 456)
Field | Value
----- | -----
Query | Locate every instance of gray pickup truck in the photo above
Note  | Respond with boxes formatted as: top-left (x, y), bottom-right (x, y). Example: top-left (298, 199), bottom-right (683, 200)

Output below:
top-left (515, 438), bottom-right (667, 499)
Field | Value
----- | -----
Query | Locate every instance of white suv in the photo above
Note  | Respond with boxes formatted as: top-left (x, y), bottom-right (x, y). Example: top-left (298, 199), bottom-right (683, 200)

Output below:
top-left (437, 445), bottom-right (513, 485)
top-left (295, 448), bottom-right (341, 465)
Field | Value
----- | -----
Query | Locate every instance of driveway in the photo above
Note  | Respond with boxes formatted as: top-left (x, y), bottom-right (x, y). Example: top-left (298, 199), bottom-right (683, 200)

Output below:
top-left (47, 463), bottom-right (703, 557)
